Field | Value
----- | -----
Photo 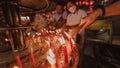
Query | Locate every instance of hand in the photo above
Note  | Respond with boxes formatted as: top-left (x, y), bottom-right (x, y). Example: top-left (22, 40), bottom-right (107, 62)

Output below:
top-left (79, 16), bottom-right (93, 33)
top-left (68, 26), bottom-right (80, 38)
top-left (79, 9), bottom-right (102, 33)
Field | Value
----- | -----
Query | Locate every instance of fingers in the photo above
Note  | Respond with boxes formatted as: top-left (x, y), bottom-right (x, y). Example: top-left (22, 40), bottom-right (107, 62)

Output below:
top-left (79, 22), bottom-right (89, 33)
top-left (79, 18), bottom-right (90, 33)
top-left (79, 19), bottom-right (85, 26)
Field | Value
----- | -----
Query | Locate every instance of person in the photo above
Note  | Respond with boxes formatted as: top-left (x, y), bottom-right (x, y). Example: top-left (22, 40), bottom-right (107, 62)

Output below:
top-left (77, 1), bottom-right (120, 67)
top-left (66, 1), bottom-right (87, 27)
top-left (64, 1), bottom-right (87, 43)
top-left (50, 4), bottom-right (68, 28)
top-left (61, 1), bottom-right (87, 36)
top-left (61, 1), bottom-right (87, 67)
top-left (26, 13), bottom-right (48, 35)
top-left (79, 0), bottom-right (120, 33)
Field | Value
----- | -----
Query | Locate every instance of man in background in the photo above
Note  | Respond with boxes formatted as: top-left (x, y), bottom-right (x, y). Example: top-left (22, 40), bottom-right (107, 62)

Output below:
top-left (50, 4), bottom-right (68, 28)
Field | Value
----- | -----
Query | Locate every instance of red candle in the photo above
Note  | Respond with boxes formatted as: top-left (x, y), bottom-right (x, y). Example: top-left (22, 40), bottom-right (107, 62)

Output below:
top-left (30, 50), bottom-right (36, 67)
top-left (55, 59), bottom-right (58, 68)
top-left (16, 55), bottom-right (23, 68)
top-left (63, 46), bottom-right (68, 63)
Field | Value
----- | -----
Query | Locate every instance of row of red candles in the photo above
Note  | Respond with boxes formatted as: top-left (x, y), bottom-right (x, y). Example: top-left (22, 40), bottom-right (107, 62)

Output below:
top-left (16, 31), bottom-right (75, 68)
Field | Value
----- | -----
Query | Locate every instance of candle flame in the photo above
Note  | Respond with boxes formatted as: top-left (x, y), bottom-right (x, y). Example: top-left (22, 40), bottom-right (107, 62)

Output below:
top-left (58, 36), bottom-right (66, 45)
top-left (5, 38), bottom-right (9, 42)
top-left (30, 47), bottom-right (33, 51)
top-left (71, 38), bottom-right (75, 45)
top-left (47, 56), bottom-right (55, 65)
top-left (47, 49), bottom-right (55, 65)
top-left (48, 49), bottom-right (55, 58)
top-left (61, 36), bottom-right (66, 44)
top-left (45, 40), bottom-right (50, 47)
top-left (13, 65), bottom-right (19, 68)
top-left (64, 32), bottom-right (71, 38)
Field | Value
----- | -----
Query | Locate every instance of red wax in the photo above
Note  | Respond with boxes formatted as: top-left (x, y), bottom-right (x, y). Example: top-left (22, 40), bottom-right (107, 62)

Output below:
top-left (63, 46), bottom-right (68, 63)
top-left (55, 60), bottom-right (59, 68)
top-left (30, 50), bottom-right (36, 67)
top-left (16, 55), bottom-right (23, 68)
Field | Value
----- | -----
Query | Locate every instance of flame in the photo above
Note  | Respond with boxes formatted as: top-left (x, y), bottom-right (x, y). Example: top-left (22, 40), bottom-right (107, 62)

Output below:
top-left (61, 36), bottom-right (66, 44)
top-left (30, 47), bottom-right (33, 51)
top-left (47, 56), bottom-right (55, 65)
top-left (64, 32), bottom-right (71, 38)
top-left (64, 32), bottom-right (75, 46)
top-left (47, 49), bottom-right (56, 65)
top-left (45, 40), bottom-right (50, 47)
top-left (13, 65), bottom-right (19, 68)
top-left (48, 49), bottom-right (55, 58)
top-left (58, 36), bottom-right (66, 45)
top-left (5, 38), bottom-right (9, 42)
top-left (71, 38), bottom-right (75, 45)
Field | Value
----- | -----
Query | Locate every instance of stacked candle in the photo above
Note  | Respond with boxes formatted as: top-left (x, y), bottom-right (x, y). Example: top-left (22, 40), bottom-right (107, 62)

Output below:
top-left (17, 29), bottom-right (79, 68)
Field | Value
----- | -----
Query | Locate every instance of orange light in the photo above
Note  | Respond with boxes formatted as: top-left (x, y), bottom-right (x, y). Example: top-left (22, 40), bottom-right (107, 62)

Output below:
top-left (47, 56), bottom-right (55, 65)
top-left (47, 49), bottom-right (56, 65)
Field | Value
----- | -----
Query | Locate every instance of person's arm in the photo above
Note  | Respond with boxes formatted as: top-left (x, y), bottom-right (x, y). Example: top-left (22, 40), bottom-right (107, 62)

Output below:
top-left (91, 0), bottom-right (120, 18)
top-left (105, 0), bottom-right (120, 16)
top-left (78, 1), bottom-right (120, 33)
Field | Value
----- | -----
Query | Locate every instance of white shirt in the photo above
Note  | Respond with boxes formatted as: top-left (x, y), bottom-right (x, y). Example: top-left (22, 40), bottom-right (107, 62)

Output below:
top-left (66, 9), bottom-right (87, 26)
top-left (50, 10), bottom-right (68, 22)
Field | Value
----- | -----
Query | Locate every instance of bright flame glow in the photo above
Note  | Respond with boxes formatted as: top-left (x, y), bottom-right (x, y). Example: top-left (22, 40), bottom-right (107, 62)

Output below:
top-left (45, 40), bottom-right (50, 47)
top-left (71, 38), bottom-right (75, 45)
top-left (30, 47), bottom-right (33, 51)
top-left (58, 36), bottom-right (66, 45)
top-left (13, 65), bottom-right (19, 68)
top-left (5, 38), bottom-right (9, 42)
top-left (64, 32), bottom-right (71, 38)
top-left (47, 49), bottom-right (56, 65)
top-left (48, 49), bottom-right (55, 58)
top-left (58, 38), bottom-right (63, 45)
top-left (61, 36), bottom-right (66, 44)
top-left (47, 56), bottom-right (55, 65)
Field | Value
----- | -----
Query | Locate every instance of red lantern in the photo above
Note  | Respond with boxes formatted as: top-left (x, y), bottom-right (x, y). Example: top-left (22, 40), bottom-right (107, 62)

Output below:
top-left (79, 1), bottom-right (82, 5)
top-left (85, 2), bottom-right (89, 6)
top-left (90, 1), bottom-right (94, 5)
top-left (82, 1), bottom-right (86, 5)
top-left (76, 1), bottom-right (79, 5)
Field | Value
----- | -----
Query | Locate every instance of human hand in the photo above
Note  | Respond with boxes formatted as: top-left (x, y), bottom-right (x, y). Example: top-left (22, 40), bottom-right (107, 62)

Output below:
top-left (79, 16), bottom-right (93, 33)
top-left (79, 9), bottom-right (102, 33)
top-left (68, 26), bottom-right (80, 38)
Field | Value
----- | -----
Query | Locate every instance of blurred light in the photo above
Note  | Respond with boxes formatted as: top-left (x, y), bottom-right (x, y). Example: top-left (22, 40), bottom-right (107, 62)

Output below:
top-left (47, 56), bottom-right (55, 65)
top-left (13, 65), bottom-right (19, 68)
top-left (79, 1), bottom-right (82, 5)
top-left (82, 1), bottom-right (86, 5)
top-left (21, 16), bottom-right (30, 21)
top-left (76, 2), bottom-right (79, 5)
top-left (89, 6), bottom-right (93, 13)
top-left (90, 1), bottom-right (94, 5)
top-left (5, 38), bottom-right (9, 42)
top-left (47, 49), bottom-right (55, 65)
top-left (85, 2), bottom-right (89, 6)
top-left (48, 49), bottom-right (55, 58)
